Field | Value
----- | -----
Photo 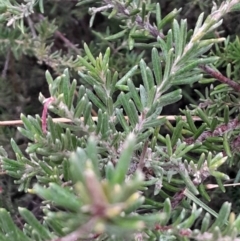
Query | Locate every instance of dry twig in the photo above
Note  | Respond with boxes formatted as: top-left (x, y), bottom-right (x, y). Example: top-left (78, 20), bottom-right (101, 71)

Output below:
top-left (0, 115), bottom-right (202, 127)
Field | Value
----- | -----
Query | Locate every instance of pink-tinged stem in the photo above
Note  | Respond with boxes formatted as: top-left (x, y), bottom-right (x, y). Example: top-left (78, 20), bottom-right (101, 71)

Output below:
top-left (199, 64), bottom-right (240, 92)
top-left (41, 97), bottom-right (55, 134)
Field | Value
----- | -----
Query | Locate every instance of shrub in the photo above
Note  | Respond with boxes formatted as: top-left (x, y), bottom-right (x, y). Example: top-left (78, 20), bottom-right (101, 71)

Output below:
top-left (1, 0), bottom-right (240, 240)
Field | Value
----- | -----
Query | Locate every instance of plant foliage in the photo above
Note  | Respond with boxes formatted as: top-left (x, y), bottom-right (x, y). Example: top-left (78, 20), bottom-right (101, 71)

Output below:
top-left (0, 0), bottom-right (240, 240)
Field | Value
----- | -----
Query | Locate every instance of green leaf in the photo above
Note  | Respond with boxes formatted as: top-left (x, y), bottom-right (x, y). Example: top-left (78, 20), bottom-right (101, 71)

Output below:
top-left (142, 117), bottom-right (166, 130)
top-left (193, 12), bottom-right (204, 35)
top-left (172, 19), bottom-right (181, 56)
top-left (152, 48), bottom-right (162, 85)
top-left (86, 89), bottom-right (106, 111)
top-left (178, 205), bottom-right (202, 229)
top-left (139, 85), bottom-right (147, 108)
top-left (161, 198), bottom-right (171, 225)
top-left (70, 147), bottom-right (88, 183)
top-left (184, 189), bottom-right (219, 219)
top-left (140, 59), bottom-right (150, 93)
top-left (78, 72), bottom-right (99, 86)
top-left (224, 105), bottom-right (229, 124)
top-left (180, 170), bottom-right (199, 195)
top-left (210, 153), bottom-right (228, 170)
top-left (83, 102), bottom-right (92, 125)
top-left (197, 153), bottom-right (206, 170)
top-left (48, 118), bottom-right (61, 141)
top-left (106, 69), bottom-right (113, 92)
top-left (89, 13), bottom-right (96, 28)
top-left (105, 161), bottom-right (115, 182)
top-left (176, 58), bottom-right (212, 77)
top-left (61, 69), bottom-right (70, 106)
top-left (108, 7), bottom-right (118, 19)
top-left (158, 89), bottom-right (182, 107)
top-left (163, 48), bottom-right (174, 82)
top-left (175, 143), bottom-right (195, 158)
top-left (101, 112), bottom-right (110, 139)
top-left (63, 159), bottom-right (70, 181)
top-left (45, 70), bottom-right (53, 85)
top-left (157, 8), bottom-right (181, 30)
top-left (0, 208), bottom-right (21, 239)
top-left (38, 161), bottom-right (52, 176)
top-left (171, 74), bottom-right (202, 85)
top-left (19, 207), bottom-right (52, 240)
top-left (157, 36), bottom-right (168, 59)
top-left (165, 134), bottom-right (172, 156)
top-left (21, 114), bottom-right (34, 132)
top-left (156, 3), bottom-right (162, 28)
top-left (112, 133), bottom-right (135, 184)
top-left (147, 86), bottom-right (157, 108)
top-left (78, 85), bottom-right (86, 100)
top-left (116, 108), bottom-right (130, 132)
top-left (77, 56), bottom-right (96, 73)
top-left (67, 79), bottom-right (77, 109)
top-left (96, 109), bottom-right (103, 134)
top-left (141, 1), bottom-right (146, 22)
top-left (105, 29), bottom-right (128, 41)
top-left (171, 120), bottom-right (184, 146)
top-left (3, 158), bottom-right (25, 170)
top-left (223, 133), bottom-right (232, 157)
top-left (136, 129), bottom-right (153, 143)
top-left (34, 183), bottom-right (81, 212)
top-left (185, 111), bottom-right (197, 133)
top-left (201, 212), bottom-right (211, 233)
top-left (199, 183), bottom-right (211, 202)
top-left (209, 202), bottom-right (231, 231)
top-left (128, 99), bottom-right (139, 126)
top-left (120, 92), bottom-right (137, 126)
top-left (44, 217), bottom-right (65, 236)
top-left (194, 123), bottom-right (207, 140)
top-left (116, 65), bottom-right (138, 86)
top-left (86, 137), bottom-right (99, 176)
top-left (38, 0), bottom-right (44, 13)
top-left (10, 138), bottom-right (23, 156)
top-left (94, 85), bottom-right (107, 104)
top-left (110, 71), bottom-right (118, 95)
top-left (127, 79), bottom-right (143, 112)
top-left (196, 108), bottom-right (211, 127)
top-left (83, 42), bottom-right (96, 65)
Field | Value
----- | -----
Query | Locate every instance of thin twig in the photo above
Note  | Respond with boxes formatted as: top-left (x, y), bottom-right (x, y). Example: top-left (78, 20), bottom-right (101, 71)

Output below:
top-left (0, 115), bottom-right (202, 127)
top-left (54, 30), bottom-right (81, 54)
top-left (27, 16), bottom-right (37, 38)
top-left (171, 188), bottom-right (186, 209)
top-left (185, 117), bottom-right (239, 144)
top-left (38, 14), bottom-right (81, 55)
top-left (1, 48), bottom-right (11, 78)
top-left (206, 182), bottom-right (240, 189)
top-left (199, 64), bottom-right (240, 92)
top-left (138, 141), bottom-right (148, 170)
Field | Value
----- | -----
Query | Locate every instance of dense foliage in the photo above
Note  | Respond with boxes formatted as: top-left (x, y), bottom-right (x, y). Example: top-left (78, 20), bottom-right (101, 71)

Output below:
top-left (1, 0), bottom-right (240, 240)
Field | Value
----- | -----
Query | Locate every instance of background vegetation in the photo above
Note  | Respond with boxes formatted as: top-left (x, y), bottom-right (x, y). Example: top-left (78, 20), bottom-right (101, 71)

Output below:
top-left (1, 0), bottom-right (240, 240)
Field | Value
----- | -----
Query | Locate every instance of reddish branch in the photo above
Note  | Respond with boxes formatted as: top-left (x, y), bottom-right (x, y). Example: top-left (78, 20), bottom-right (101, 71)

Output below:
top-left (138, 141), bottom-right (149, 170)
top-left (41, 97), bottom-right (55, 133)
top-left (199, 64), bottom-right (240, 92)
top-left (171, 189), bottom-right (186, 209)
top-left (38, 14), bottom-right (81, 55)
top-left (185, 117), bottom-right (240, 144)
